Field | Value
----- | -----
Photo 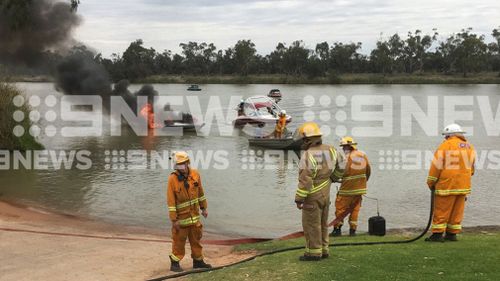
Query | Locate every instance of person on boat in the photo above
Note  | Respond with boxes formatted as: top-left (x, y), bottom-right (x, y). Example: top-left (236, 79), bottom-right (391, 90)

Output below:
top-left (274, 110), bottom-right (287, 138)
top-left (425, 124), bottom-right (476, 242)
top-left (167, 151), bottom-right (211, 272)
top-left (330, 137), bottom-right (371, 237)
top-left (294, 122), bottom-right (344, 261)
top-left (237, 99), bottom-right (245, 116)
top-left (266, 106), bottom-right (274, 116)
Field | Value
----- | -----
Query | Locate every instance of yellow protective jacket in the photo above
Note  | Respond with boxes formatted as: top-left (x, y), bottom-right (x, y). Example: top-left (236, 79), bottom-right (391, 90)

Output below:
top-left (167, 169), bottom-right (207, 227)
top-left (427, 135), bottom-right (476, 196)
top-left (338, 149), bottom-right (371, 196)
top-left (275, 115), bottom-right (287, 133)
top-left (295, 144), bottom-right (344, 202)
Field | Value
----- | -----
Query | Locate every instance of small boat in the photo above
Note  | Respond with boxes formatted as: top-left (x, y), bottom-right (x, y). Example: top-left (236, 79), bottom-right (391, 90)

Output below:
top-left (187, 84), bottom-right (202, 91)
top-left (248, 137), bottom-right (303, 150)
top-left (164, 121), bottom-right (205, 132)
top-left (268, 89), bottom-right (282, 98)
top-left (233, 96), bottom-right (291, 128)
top-left (163, 108), bottom-right (204, 131)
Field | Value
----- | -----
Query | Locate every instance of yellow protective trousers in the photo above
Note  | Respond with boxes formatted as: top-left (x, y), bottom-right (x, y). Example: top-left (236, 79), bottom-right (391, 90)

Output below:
top-left (169, 223), bottom-right (204, 262)
top-left (432, 195), bottom-right (466, 234)
top-left (334, 195), bottom-right (362, 230)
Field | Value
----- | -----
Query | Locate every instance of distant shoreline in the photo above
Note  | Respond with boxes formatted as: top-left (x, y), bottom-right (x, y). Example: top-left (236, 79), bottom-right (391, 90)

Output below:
top-left (8, 72), bottom-right (500, 84)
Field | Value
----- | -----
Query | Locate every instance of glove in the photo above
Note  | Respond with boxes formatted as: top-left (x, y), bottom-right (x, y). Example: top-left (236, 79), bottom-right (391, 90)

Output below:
top-left (296, 202), bottom-right (303, 210)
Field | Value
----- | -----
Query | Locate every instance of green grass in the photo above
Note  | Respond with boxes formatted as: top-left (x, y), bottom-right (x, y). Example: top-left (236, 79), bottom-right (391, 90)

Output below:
top-left (190, 232), bottom-right (500, 281)
top-left (0, 82), bottom-right (44, 150)
top-left (233, 233), bottom-right (414, 252)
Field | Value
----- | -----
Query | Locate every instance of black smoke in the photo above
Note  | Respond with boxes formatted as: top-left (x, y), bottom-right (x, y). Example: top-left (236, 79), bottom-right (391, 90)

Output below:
top-left (0, 0), bottom-right (112, 97)
top-left (112, 80), bottom-right (158, 112)
top-left (55, 50), bottom-right (112, 95)
top-left (0, 0), bottom-right (80, 66)
top-left (0, 0), bottom-right (161, 114)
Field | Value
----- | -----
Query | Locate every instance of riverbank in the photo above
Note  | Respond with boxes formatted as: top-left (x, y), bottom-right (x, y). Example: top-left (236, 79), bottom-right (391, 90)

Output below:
top-left (141, 72), bottom-right (500, 84)
top-left (1, 200), bottom-right (499, 280)
top-left (9, 72), bottom-right (500, 84)
top-left (190, 228), bottom-right (500, 281)
top-left (0, 200), bottom-right (254, 281)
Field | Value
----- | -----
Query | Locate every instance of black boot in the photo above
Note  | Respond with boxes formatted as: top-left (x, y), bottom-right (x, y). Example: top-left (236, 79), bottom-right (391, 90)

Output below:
top-left (425, 233), bottom-right (444, 242)
top-left (330, 226), bottom-right (342, 237)
top-left (349, 229), bottom-right (356, 237)
top-left (299, 255), bottom-right (321, 261)
top-left (444, 232), bottom-right (458, 242)
top-left (170, 257), bottom-right (183, 272)
top-left (193, 259), bottom-right (212, 269)
top-left (321, 253), bottom-right (329, 259)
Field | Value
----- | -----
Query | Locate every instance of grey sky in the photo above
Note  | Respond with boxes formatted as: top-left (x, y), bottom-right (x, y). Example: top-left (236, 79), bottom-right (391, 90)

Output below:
top-left (74, 0), bottom-right (500, 57)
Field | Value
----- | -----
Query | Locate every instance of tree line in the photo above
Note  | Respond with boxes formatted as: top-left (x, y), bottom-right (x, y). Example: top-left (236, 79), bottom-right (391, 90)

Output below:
top-left (97, 27), bottom-right (500, 81)
top-left (5, 27), bottom-right (500, 81)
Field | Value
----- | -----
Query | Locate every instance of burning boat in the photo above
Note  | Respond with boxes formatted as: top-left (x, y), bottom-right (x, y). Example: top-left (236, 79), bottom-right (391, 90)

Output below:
top-left (162, 104), bottom-right (205, 131)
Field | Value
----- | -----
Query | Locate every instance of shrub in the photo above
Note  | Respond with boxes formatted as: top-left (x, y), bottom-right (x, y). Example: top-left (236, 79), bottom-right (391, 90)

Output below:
top-left (0, 83), bottom-right (44, 150)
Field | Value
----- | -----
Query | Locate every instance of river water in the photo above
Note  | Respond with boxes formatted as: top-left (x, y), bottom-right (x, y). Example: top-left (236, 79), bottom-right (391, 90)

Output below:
top-left (1, 83), bottom-right (499, 238)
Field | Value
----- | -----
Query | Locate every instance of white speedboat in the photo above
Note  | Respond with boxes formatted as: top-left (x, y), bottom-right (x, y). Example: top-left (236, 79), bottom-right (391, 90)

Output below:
top-left (233, 96), bottom-right (291, 128)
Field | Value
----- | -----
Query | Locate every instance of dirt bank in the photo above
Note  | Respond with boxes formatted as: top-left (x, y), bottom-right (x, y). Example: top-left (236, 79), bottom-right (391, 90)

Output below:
top-left (0, 200), bottom-right (254, 281)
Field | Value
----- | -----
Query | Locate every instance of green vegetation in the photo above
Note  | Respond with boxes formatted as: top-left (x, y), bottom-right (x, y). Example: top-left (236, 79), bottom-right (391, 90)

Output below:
top-left (87, 27), bottom-right (500, 82)
top-left (190, 232), bottom-right (500, 281)
top-left (11, 72), bottom-right (500, 84)
top-left (2, 2), bottom-right (500, 84)
top-left (139, 72), bottom-right (500, 84)
top-left (0, 82), bottom-right (43, 150)
top-left (4, 27), bottom-right (500, 84)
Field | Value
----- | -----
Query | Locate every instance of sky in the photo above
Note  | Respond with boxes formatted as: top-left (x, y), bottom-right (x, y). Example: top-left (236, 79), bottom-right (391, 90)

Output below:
top-left (74, 0), bottom-right (500, 57)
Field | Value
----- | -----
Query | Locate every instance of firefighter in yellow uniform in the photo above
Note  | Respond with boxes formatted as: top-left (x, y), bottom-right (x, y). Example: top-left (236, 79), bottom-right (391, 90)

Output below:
top-left (331, 137), bottom-right (371, 237)
top-left (426, 124), bottom-right (476, 242)
top-left (167, 151), bottom-right (212, 272)
top-left (274, 110), bottom-right (288, 139)
top-left (294, 122), bottom-right (344, 261)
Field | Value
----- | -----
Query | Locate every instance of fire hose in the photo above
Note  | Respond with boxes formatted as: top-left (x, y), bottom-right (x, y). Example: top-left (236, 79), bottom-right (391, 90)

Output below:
top-left (147, 189), bottom-right (435, 280)
top-left (0, 190), bottom-right (434, 279)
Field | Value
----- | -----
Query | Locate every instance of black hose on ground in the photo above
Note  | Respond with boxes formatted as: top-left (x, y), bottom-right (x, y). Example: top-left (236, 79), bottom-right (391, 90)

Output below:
top-left (148, 190), bottom-right (434, 281)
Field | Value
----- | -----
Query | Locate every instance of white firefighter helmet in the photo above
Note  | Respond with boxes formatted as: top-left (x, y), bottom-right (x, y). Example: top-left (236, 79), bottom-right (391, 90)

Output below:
top-left (442, 123), bottom-right (465, 136)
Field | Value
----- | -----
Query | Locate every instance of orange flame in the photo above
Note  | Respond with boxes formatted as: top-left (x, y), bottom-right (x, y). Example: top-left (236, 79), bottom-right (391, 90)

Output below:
top-left (140, 103), bottom-right (161, 129)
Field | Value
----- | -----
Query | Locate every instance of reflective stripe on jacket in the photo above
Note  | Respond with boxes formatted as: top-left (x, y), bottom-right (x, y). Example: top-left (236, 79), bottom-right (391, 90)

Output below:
top-left (275, 116), bottom-right (287, 133)
top-left (338, 149), bottom-right (370, 196)
top-left (167, 169), bottom-right (207, 226)
top-left (427, 135), bottom-right (476, 196)
top-left (295, 144), bottom-right (343, 202)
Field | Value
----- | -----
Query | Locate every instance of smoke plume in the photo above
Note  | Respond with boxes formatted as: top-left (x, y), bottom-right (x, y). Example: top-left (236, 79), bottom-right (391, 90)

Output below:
top-left (55, 50), bottom-right (112, 95)
top-left (112, 80), bottom-right (158, 112)
top-left (0, 0), bottom-right (80, 65)
top-left (1, 0), bottom-right (161, 113)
